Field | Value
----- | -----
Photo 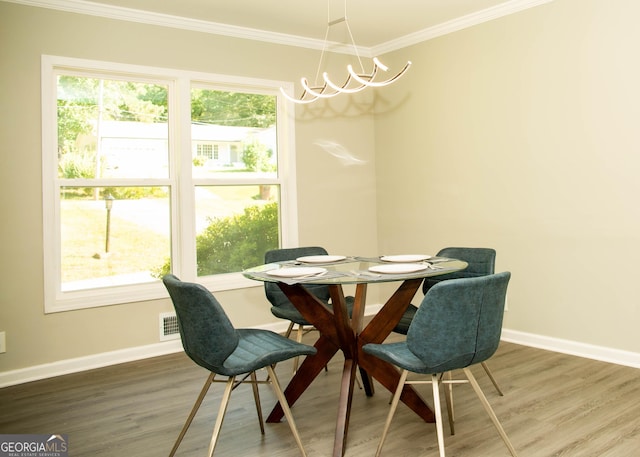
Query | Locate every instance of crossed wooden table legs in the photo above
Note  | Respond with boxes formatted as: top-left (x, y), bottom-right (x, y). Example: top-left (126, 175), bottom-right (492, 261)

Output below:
top-left (265, 278), bottom-right (435, 457)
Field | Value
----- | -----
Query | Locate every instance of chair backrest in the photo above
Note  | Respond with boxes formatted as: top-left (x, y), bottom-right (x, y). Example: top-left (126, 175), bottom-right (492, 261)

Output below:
top-left (162, 274), bottom-right (239, 372)
top-left (423, 247), bottom-right (496, 294)
top-left (264, 246), bottom-right (331, 307)
top-left (407, 272), bottom-right (511, 373)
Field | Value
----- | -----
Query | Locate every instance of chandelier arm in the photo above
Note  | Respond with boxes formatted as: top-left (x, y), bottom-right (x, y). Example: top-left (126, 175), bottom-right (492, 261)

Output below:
top-left (279, 87), bottom-right (320, 105)
top-left (347, 61), bottom-right (380, 83)
top-left (348, 60), bottom-right (412, 88)
top-left (300, 78), bottom-right (339, 98)
top-left (322, 72), bottom-right (367, 94)
top-left (372, 57), bottom-right (388, 72)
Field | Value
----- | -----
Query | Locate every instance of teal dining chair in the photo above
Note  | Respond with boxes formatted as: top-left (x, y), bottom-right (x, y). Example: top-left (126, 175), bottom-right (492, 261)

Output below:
top-left (363, 272), bottom-right (517, 457)
top-left (393, 247), bottom-right (504, 395)
top-left (162, 274), bottom-right (317, 457)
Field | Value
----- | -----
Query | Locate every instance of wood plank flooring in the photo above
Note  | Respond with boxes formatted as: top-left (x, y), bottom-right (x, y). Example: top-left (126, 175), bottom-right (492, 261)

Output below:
top-left (1, 338), bottom-right (639, 456)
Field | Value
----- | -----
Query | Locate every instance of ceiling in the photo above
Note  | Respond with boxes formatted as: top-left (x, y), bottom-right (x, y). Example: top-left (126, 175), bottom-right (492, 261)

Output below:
top-left (75, 0), bottom-right (526, 49)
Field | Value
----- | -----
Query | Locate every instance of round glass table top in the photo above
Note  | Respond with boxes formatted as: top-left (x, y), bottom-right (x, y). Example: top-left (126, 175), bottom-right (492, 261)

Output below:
top-left (243, 256), bottom-right (468, 285)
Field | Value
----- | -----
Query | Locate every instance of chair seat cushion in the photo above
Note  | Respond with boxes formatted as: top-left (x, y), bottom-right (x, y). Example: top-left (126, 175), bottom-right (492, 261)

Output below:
top-left (270, 302), bottom-right (314, 325)
top-left (362, 341), bottom-right (474, 375)
top-left (216, 329), bottom-right (316, 376)
top-left (270, 296), bottom-right (356, 325)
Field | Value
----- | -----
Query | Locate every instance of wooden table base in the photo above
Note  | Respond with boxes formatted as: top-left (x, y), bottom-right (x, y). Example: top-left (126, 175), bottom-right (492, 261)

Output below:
top-left (266, 278), bottom-right (434, 457)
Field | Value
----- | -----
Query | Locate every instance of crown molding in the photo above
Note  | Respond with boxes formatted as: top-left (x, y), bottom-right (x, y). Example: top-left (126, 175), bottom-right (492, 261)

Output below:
top-left (3, 0), bottom-right (371, 54)
top-left (3, 0), bottom-right (553, 58)
top-left (372, 0), bottom-right (554, 55)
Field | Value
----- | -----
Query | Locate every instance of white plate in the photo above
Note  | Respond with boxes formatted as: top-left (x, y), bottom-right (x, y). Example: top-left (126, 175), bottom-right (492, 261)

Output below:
top-left (369, 263), bottom-right (430, 274)
top-left (380, 254), bottom-right (431, 263)
top-left (266, 267), bottom-right (327, 278)
top-left (296, 255), bottom-right (346, 263)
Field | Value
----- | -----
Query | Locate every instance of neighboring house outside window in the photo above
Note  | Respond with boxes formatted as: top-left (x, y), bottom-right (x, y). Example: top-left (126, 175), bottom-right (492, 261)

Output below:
top-left (41, 55), bottom-right (297, 313)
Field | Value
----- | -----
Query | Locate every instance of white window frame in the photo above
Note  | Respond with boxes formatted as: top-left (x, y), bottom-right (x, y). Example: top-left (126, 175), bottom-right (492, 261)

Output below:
top-left (41, 55), bottom-right (298, 313)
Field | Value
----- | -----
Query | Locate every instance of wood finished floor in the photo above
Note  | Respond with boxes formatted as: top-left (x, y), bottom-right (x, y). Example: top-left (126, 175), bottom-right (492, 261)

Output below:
top-left (1, 337), bottom-right (639, 457)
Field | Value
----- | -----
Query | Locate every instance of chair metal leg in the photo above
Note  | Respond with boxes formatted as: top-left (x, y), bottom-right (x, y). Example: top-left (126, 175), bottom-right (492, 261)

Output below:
top-left (354, 372), bottom-right (363, 390)
top-left (463, 368), bottom-right (518, 457)
top-left (481, 362), bottom-right (504, 396)
top-left (431, 373), bottom-right (447, 457)
top-left (375, 369), bottom-right (409, 457)
top-left (285, 323), bottom-right (329, 375)
top-left (266, 365), bottom-right (308, 457)
top-left (292, 324), bottom-right (305, 373)
top-left (272, 323), bottom-right (297, 375)
top-left (284, 321), bottom-right (295, 338)
top-left (206, 376), bottom-right (236, 457)
top-left (250, 371), bottom-right (265, 435)
top-left (442, 371), bottom-right (455, 436)
top-left (169, 372), bottom-right (215, 457)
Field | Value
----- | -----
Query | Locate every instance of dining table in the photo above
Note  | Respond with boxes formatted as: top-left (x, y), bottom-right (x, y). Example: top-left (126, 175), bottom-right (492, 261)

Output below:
top-left (243, 254), bottom-right (468, 457)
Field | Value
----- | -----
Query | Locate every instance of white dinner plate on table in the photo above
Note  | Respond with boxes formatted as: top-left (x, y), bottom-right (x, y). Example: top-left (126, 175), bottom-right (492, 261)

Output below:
top-left (296, 255), bottom-right (346, 263)
top-left (267, 267), bottom-right (327, 278)
top-left (380, 254), bottom-right (431, 263)
top-left (369, 263), bottom-right (430, 274)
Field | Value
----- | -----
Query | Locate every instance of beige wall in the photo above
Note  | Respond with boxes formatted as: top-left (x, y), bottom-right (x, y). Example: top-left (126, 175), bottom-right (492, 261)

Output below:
top-left (2, 0), bottom-right (639, 378)
top-left (377, 0), bottom-right (640, 353)
top-left (0, 3), bottom-right (379, 373)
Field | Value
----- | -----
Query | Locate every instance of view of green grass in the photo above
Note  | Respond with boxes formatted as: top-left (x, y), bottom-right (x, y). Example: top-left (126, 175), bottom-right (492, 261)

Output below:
top-left (60, 185), bottom-right (276, 286)
top-left (61, 199), bottom-right (169, 284)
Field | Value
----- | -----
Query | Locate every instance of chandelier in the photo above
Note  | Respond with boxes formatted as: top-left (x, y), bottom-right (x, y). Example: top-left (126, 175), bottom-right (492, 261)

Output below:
top-left (281, 1), bottom-right (412, 104)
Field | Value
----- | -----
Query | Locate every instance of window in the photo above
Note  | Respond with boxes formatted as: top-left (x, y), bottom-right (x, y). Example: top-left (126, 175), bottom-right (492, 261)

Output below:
top-left (197, 144), bottom-right (213, 159)
top-left (196, 144), bottom-right (221, 161)
top-left (42, 56), bottom-right (298, 312)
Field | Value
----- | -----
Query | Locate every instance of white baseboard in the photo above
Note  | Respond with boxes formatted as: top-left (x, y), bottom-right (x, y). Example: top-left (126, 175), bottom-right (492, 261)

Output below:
top-left (501, 328), bottom-right (640, 369)
top-left (0, 321), bottom-right (289, 389)
top-left (0, 340), bottom-right (182, 389)
top-left (2, 316), bottom-right (638, 388)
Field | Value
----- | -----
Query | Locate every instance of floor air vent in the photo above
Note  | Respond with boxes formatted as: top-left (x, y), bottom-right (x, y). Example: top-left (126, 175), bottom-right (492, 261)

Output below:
top-left (159, 312), bottom-right (180, 341)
